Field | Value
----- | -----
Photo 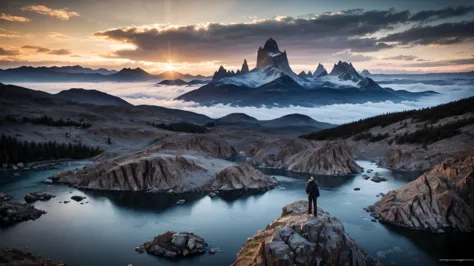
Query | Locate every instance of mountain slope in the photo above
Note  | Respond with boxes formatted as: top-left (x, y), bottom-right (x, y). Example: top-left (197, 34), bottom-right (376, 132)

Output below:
top-left (55, 88), bottom-right (132, 106)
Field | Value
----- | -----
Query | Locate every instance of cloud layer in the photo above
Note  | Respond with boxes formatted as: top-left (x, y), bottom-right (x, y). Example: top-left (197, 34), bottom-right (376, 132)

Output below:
top-left (92, 6), bottom-right (474, 64)
top-left (10, 74), bottom-right (474, 124)
top-left (20, 5), bottom-right (79, 20)
top-left (21, 45), bottom-right (71, 55)
top-left (0, 13), bottom-right (30, 22)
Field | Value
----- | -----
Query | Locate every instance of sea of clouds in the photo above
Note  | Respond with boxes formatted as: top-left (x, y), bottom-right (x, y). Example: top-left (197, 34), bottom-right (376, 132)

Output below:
top-left (12, 77), bottom-right (474, 125)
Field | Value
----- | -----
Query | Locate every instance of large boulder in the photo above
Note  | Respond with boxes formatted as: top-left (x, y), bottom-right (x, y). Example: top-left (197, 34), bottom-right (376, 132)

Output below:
top-left (0, 248), bottom-right (65, 266)
top-left (153, 134), bottom-right (237, 159)
top-left (232, 200), bottom-right (381, 266)
top-left (207, 163), bottom-right (278, 191)
top-left (0, 192), bottom-right (46, 226)
top-left (369, 152), bottom-right (474, 232)
top-left (143, 231), bottom-right (206, 258)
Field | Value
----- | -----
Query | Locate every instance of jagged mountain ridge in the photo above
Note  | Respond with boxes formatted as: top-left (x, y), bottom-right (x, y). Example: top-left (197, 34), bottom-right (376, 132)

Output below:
top-left (177, 38), bottom-right (436, 107)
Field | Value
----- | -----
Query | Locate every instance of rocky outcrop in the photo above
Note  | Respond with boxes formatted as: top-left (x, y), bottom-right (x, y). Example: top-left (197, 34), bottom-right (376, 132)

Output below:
top-left (232, 200), bottom-right (381, 266)
top-left (143, 231), bottom-right (206, 258)
top-left (283, 141), bottom-right (363, 175)
top-left (52, 153), bottom-right (232, 192)
top-left (0, 248), bottom-right (65, 266)
top-left (24, 192), bottom-right (54, 203)
top-left (0, 192), bottom-right (46, 226)
top-left (153, 134), bottom-right (237, 159)
top-left (253, 139), bottom-right (362, 175)
top-left (207, 163), bottom-right (278, 191)
top-left (48, 153), bottom-right (275, 194)
top-left (252, 138), bottom-right (317, 167)
top-left (383, 149), bottom-right (414, 169)
top-left (369, 152), bottom-right (474, 232)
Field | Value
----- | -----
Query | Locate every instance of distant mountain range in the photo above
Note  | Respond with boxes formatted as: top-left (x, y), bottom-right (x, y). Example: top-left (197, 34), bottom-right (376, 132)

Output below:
top-left (0, 83), bottom-right (332, 133)
top-left (176, 38), bottom-right (438, 107)
top-left (156, 79), bottom-right (210, 86)
top-left (0, 66), bottom-right (210, 82)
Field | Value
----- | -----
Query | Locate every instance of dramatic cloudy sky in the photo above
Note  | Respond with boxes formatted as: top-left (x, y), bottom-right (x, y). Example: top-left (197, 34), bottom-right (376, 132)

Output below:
top-left (1, 0), bottom-right (474, 75)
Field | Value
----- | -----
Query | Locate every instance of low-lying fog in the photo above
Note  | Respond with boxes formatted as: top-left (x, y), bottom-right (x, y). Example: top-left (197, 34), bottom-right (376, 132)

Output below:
top-left (12, 77), bottom-right (474, 124)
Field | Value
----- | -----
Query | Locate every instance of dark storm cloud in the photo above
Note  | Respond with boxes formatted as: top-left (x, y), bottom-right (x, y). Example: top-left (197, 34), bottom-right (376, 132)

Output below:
top-left (379, 20), bottom-right (474, 46)
top-left (93, 9), bottom-right (410, 62)
top-left (0, 47), bottom-right (20, 56)
top-left (409, 5), bottom-right (474, 23)
top-left (383, 55), bottom-right (418, 61)
top-left (404, 58), bottom-right (474, 67)
top-left (92, 6), bottom-right (474, 63)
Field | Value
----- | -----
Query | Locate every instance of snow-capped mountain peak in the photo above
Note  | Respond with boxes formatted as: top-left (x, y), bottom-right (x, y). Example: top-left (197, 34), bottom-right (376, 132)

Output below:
top-left (314, 63), bottom-right (328, 78)
top-left (329, 61), bottom-right (362, 82)
top-left (359, 69), bottom-right (371, 77)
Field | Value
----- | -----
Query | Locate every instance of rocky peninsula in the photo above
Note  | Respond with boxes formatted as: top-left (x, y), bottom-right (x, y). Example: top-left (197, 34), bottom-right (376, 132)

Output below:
top-left (232, 200), bottom-right (381, 266)
top-left (369, 152), bottom-right (474, 232)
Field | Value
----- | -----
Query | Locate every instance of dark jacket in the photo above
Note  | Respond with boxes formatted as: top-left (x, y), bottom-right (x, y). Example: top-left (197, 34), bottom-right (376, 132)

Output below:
top-left (306, 180), bottom-right (320, 198)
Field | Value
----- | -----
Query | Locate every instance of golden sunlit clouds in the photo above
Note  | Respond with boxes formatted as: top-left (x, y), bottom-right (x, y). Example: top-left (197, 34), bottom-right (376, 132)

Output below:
top-left (47, 32), bottom-right (75, 40)
top-left (0, 13), bottom-right (31, 22)
top-left (20, 5), bottom-right (80, 20)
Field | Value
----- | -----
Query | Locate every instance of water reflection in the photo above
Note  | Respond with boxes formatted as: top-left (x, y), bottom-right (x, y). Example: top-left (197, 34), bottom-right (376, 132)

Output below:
top-left (0, 161), bottom-right (471, 266)
top-left (258, 167), bottom-right (355, 188)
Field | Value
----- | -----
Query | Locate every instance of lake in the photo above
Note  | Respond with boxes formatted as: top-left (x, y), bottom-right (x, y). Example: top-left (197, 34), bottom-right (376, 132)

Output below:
top-left (1, 161), bottom-right (472, 266)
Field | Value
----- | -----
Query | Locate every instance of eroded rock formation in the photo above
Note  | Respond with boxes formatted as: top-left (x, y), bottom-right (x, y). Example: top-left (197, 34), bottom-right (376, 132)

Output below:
top-left (52, 153), bottom-right (233, 192)
top-left (252, 138), bottom-right (317, 167)
top-left (143, 231), bottom-right (206, 258)
top-left (232, 200), bottom-right (381, 266)
top-left (383, 149), bottom-right (414, 169)
top-left (369, 152), bottom-right (474, 232)
top-left (253, 140), bottom-right (363, 175)
top-left (48, 155), bottom-right (276, 193)
top-left (207, 163), bottom-right (278, 191)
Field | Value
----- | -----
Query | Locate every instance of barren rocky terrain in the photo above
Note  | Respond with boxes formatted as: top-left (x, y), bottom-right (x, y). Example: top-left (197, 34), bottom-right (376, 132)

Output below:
top-left (232, 200), bottom-right (381, 266)
top-left (369, 150), bottom-right (474, 232)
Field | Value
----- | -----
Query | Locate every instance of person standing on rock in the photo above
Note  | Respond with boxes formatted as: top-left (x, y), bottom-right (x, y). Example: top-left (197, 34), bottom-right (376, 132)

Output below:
top-left (306, 176), bottom-right (320, 216)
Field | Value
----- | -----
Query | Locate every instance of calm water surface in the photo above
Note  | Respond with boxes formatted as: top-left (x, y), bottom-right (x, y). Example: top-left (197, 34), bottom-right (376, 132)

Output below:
top-left (1, 161), bottom-right (472, 266)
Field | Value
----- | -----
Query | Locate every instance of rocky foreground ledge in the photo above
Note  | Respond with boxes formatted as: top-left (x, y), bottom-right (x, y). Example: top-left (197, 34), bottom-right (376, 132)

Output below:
top-left (0, 248), bottom-right (65, 266)
top-left (369, 152), bottom-right (474, 232)
top-left (0, 192), bottom-right (46, 226)
top-left (252, 140), bottom-right (363, 175)
top-left (232, 200), bottom-right (381, 266)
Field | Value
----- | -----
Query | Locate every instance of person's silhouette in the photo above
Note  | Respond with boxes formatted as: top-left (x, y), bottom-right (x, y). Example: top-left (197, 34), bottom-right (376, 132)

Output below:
top-left (305, 176), bottom-right (320, 216)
